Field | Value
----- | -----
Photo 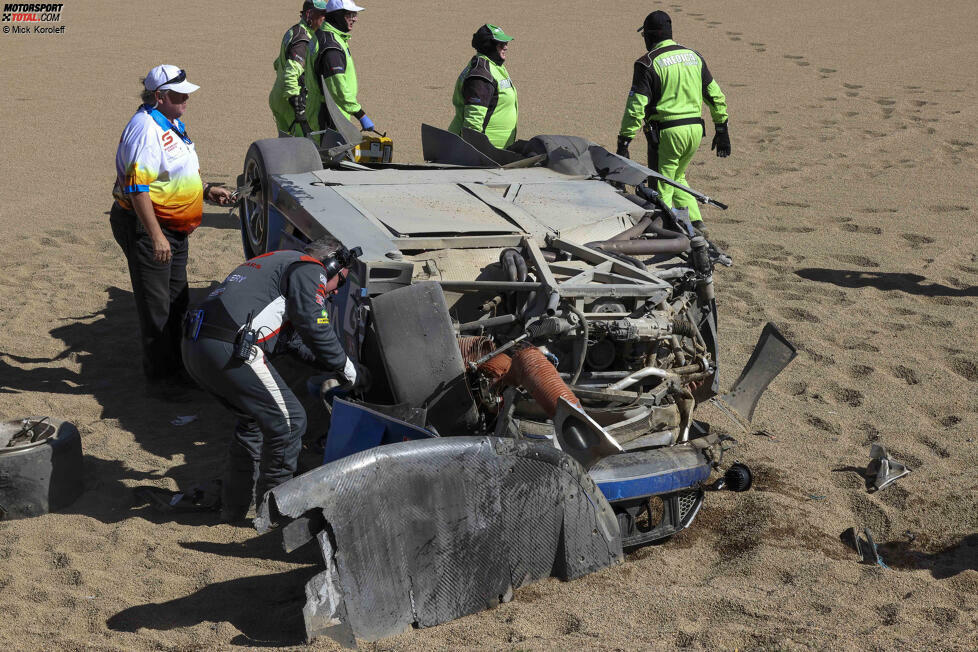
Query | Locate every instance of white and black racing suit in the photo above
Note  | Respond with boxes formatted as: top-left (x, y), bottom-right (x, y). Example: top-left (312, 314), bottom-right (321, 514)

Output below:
top-left (181, 249), bottom-right (355, 520)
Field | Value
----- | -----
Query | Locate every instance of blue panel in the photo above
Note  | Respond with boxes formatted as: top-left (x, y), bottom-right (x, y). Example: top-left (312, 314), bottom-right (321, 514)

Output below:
top-left (323, 399), bottom-right (437, 464)
top-left (595, 464), bottom-right (711, 502)
top-left (266, 201), bottom-right (285, 252)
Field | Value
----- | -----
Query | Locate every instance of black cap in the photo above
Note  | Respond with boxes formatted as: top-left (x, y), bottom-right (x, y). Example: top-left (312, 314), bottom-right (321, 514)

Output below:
top-left (638, 10), bottom-right (672, 39)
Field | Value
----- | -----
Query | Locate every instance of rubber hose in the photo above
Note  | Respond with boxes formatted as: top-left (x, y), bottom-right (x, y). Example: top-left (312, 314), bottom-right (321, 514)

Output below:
top-left (505, 347), bottom-right (581, 417)
top-left (566, 303), bottom-right (589, 386)
top-left (478, 352), bottom-right (512, 383)
top-left (610, 215), bottom-right (653, 241)
top-left (622, 193), bottom-right (655, 210)
top-left (589, 236), bottom-right (690, 255)
top-left (458, 336), bottom-right (496, 364)
top-left (671, 320), bottom-right (697, 339)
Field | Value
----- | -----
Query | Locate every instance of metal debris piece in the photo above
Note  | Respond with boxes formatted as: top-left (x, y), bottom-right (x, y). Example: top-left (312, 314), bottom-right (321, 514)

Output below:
top-left (867, 443), bottom-right (910, 492)
top-left (716, 323), bottom-right (798, 429)
top-left (843, 526), bottom-right (888, 569)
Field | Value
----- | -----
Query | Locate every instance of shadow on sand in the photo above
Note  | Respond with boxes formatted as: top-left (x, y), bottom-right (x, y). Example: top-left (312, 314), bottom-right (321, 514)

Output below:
top-left (0, 285), bottom-right (327, 525)
top-left (106, 564), bottom-right (321, 647)
top-left (795, 268), bottom-right (978, 297)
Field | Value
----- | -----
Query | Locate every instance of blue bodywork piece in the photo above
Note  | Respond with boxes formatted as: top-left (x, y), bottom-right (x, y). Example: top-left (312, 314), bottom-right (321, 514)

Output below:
top-left (589, 445), bottom-right (712, 501)
top-left (325, 399), bottom-right (710, 503)
top-left (324, 398), bottom-right (436, 464)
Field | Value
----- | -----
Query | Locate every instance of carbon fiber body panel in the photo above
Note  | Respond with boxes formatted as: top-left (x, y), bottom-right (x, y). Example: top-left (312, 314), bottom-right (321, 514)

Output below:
top-left (256, 436), bottom-right (623, 644)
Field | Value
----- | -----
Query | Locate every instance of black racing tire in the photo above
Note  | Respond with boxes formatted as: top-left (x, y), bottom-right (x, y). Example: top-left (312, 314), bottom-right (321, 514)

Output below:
top-left (241, 137), bottom-right (323, 258)
top-left (0, 417), bottom-right (84, 520)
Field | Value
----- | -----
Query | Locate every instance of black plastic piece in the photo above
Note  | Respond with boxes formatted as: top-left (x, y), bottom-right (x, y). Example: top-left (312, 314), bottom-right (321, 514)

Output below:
top-left (724, 463), bottom-right (753, 492)
top-left (613, 489), bottom-right (704, 548)
top-left (369, 281), bottom-right (478, 434)
top-left (0, 418), bottom-right (84, 520)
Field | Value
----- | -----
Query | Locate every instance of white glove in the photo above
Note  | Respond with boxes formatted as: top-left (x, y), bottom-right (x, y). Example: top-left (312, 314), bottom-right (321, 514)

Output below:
top-left (341, 357), bottom-right (358, 386)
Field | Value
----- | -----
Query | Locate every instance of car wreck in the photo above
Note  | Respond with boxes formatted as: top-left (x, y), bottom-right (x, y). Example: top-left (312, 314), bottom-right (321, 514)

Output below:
top-left (235, 111), bottom-right (796, 645)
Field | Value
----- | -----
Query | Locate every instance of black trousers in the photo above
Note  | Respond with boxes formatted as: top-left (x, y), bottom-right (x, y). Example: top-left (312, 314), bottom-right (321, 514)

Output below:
top-left (110, 202), bottom-right (189, 380)
top-left (181, 337), bottom-right (307, 519)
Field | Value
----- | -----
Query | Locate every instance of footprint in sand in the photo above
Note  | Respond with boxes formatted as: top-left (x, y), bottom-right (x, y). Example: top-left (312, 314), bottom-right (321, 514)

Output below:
top-left (849, 364), bottom-right (875, 378)
top-left (876, 98), bottom-right (897, 106)
top-left (841, 223), bottom-right (883, 235)
top-left (927, 204), bottom-right (970, 213)
top-left (858, 207), bottom-right (898, 214)
top-left (832, 254), bottom-right (880, 268)
top-left (948, 357), bottom-right (978, 382)
top-left (834, 387), bottom-right (864, 407)
top-left (900, 233), bottom-right (936, 248)
top-left (920, 436), bottom-right (951, 459)
top-left (938, 415), bottom-right (961, 427)
top-left (858, 422), bottom-right (880, 444)
top-left (775, 200), bottom-right (811, 208)
top-left (843, 83), bottom-right (863, 89)
top-left (891, 365), bottom-right (920, 385)
top-left (944, 140), bottom-right (975, 153)
top-left (920, 315), bottom-right (953, 328)
top-left (819, 68), bottom-right (836, 74)
top-left (807, 413), bottom-right (840, 435)
top-left (750, 41), bottom-right (766, 52)
top-left (780, 307), bottom-right (821, 323)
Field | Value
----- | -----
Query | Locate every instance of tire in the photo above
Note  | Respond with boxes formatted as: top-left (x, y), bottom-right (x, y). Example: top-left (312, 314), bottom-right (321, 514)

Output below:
top-left (0, 417), bottom-right (84, 520)
top-left (241, 137), bottom-right (323, 258)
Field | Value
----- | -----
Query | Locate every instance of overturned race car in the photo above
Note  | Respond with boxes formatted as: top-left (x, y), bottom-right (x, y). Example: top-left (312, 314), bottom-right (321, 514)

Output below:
top-left (234, 116), bottom-right (796, 645)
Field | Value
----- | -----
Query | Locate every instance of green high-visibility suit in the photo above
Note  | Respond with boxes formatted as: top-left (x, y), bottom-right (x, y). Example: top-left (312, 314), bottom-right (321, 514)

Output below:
top-left (619, 39), bottom-right (728, 222)
top-left (269, 20), bottom-right (316, 136)
top-left (305, 22), bottom-right (364, 141)
top-left (449, 54), bottom-right (518, 149)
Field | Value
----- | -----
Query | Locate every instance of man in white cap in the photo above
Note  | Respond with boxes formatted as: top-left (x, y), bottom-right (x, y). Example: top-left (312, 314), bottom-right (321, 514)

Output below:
top-left (269, 1), bottom-right (329, 136)
top-left (110, 65), bottom-right (232, 400)
top-left (305, 0), bottom-right (375, 139)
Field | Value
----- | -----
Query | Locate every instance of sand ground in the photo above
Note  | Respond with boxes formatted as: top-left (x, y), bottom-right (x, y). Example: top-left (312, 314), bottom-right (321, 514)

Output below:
top-left (1, 0), bottom-right (976, 649)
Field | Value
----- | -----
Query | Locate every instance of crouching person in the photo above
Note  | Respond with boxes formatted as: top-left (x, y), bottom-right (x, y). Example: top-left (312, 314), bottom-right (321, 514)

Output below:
top-left (181, 238), bottom-right (361, 522)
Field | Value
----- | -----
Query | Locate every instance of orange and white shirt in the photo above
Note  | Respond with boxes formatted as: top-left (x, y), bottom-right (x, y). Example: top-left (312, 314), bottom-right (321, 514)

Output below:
top-left (113, 105), bottom-right (204, 233)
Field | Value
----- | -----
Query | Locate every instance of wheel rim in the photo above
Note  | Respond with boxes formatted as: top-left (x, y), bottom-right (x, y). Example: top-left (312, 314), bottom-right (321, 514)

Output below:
top-left (242, 158), bottom-right (265, 254)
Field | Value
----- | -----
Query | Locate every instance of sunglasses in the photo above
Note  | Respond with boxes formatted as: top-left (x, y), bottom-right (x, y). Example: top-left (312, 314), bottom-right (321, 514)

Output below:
top-left (154, 69), bottom-right (186, 91)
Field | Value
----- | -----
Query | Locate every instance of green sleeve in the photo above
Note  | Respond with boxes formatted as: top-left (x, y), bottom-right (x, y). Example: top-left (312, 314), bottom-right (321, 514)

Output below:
top-left (463, 103), bottom-right (489, 133)
top-left (282, 58), bottom-right (305, 98)
top-left (704, 79), bottom-right (728, 124)
top-left (619, 92), bottom-right (649, 140)
top-left (324, 74), bottom-right (362, 117)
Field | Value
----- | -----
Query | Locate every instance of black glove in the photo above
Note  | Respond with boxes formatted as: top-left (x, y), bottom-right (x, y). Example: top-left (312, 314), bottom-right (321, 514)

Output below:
top-left (711, 122), bottom-right (730, 158)
top-left (616, 135), bottom-right (632, 158)
top-left (288, 94), bottom-right (307, 121)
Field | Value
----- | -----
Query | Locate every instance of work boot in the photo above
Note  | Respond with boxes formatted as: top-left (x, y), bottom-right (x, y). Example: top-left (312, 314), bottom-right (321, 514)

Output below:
top-left (692, 220), bottom-right (710, 240)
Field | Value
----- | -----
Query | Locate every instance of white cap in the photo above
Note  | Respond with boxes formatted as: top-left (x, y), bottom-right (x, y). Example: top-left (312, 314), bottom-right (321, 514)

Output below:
top-left (143, 64), bottom-right (200, 94)
top-left (324, 0), bottom-right (364, 12)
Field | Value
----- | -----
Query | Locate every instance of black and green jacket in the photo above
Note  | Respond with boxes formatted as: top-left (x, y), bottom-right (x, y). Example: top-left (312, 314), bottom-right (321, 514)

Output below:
top-left (619, 39), bottom-right (728, 140)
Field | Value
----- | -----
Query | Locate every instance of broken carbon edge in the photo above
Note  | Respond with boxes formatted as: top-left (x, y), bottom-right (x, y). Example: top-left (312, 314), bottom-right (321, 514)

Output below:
top-left (256, 436), bottom-right (623, 645)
